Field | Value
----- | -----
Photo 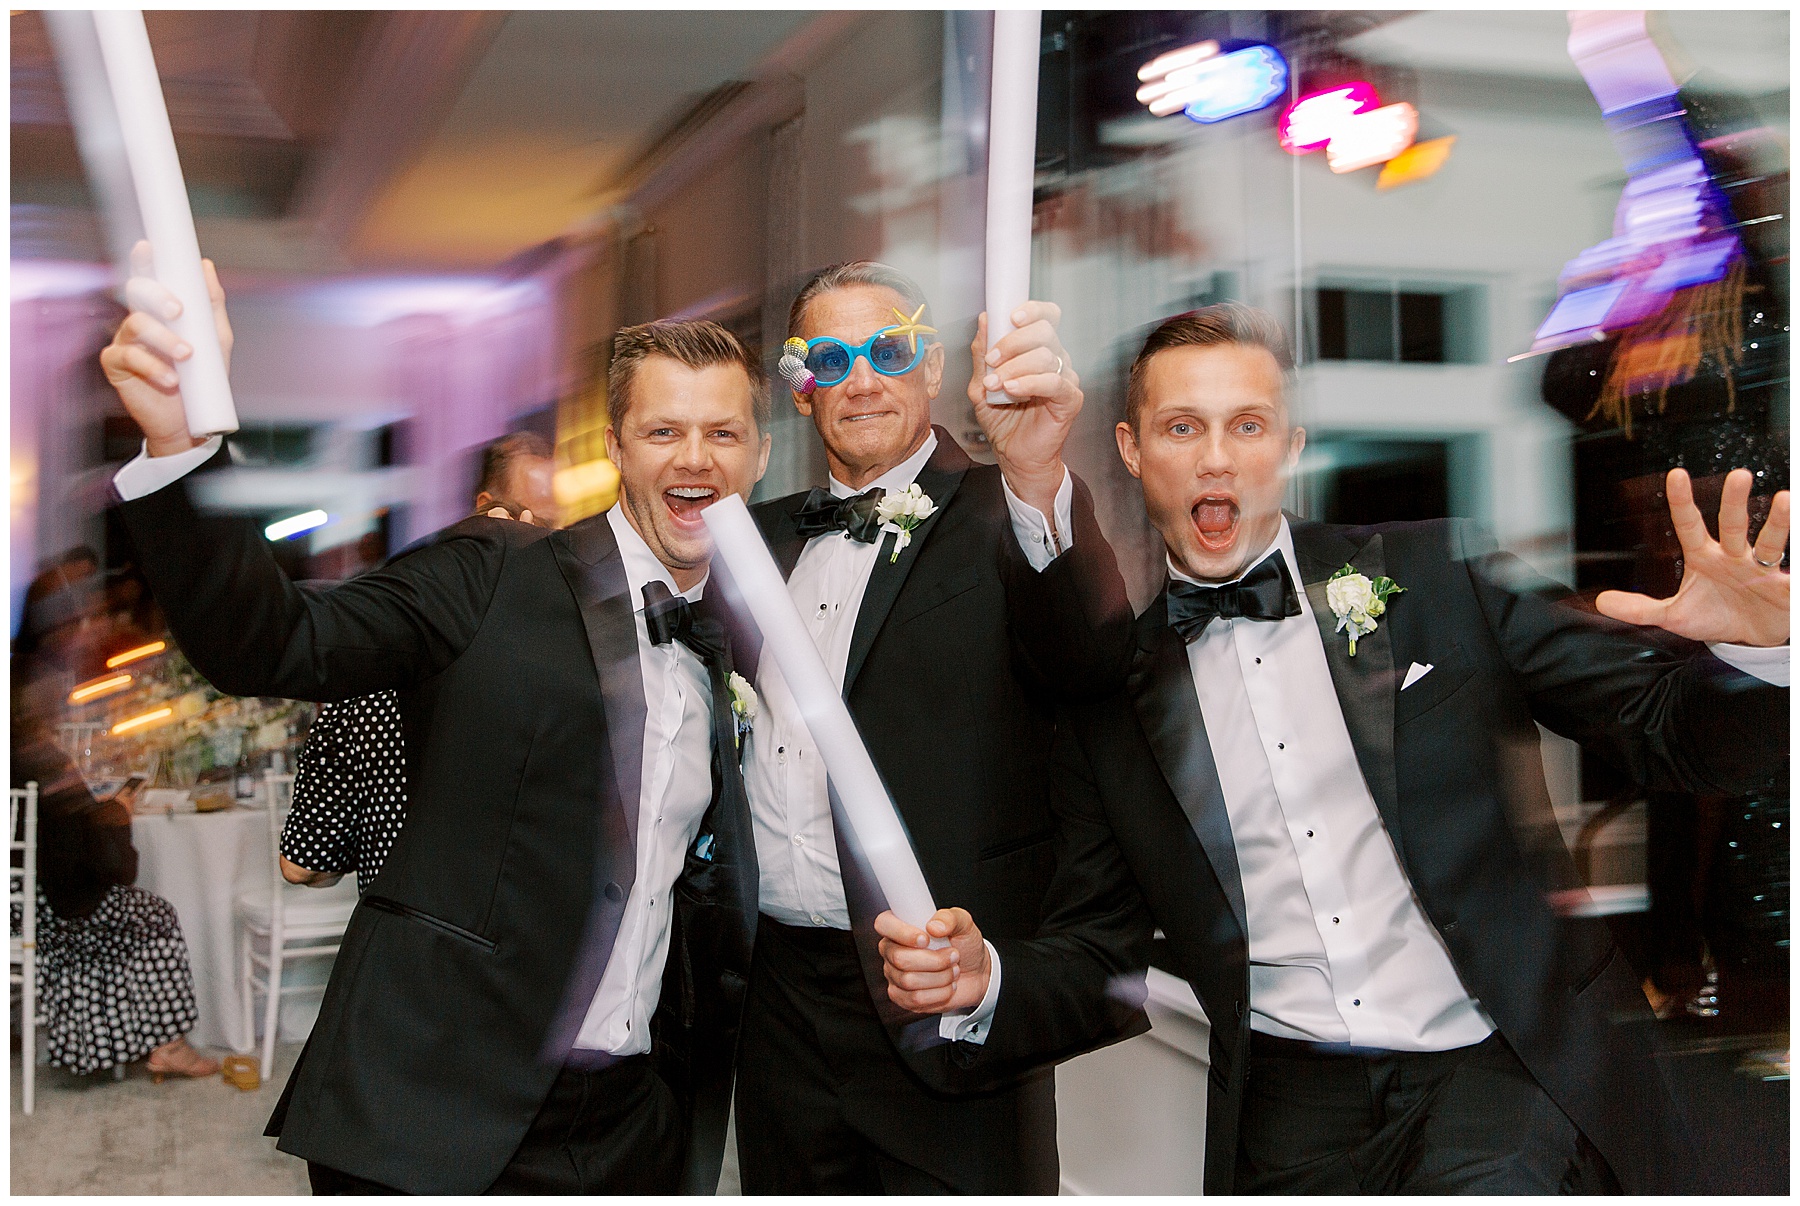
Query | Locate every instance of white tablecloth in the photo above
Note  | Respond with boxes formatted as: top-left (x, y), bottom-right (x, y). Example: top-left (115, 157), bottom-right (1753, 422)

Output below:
top-left (130, 806), bottom-right (352, 1053)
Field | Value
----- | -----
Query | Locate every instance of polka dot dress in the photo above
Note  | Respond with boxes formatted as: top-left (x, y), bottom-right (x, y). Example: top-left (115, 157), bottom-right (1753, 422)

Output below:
top-left (33, 884), bottom-right (198, 1076)
top-left (280, 690), bottom-right (407, 894)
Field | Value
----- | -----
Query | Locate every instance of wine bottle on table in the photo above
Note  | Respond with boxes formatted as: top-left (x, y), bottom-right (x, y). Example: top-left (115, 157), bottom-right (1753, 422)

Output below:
top-left (233, 745), bottom-right (255, 800)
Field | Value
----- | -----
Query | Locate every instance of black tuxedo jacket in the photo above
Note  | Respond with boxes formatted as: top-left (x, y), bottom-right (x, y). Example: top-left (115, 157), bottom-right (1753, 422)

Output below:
top-left (736, 428), bottom-right (1141, 1179)
top-left (115, 453), bottom-right (758, 1195)
top-left (973, 516), bottom-right (1786, 1194)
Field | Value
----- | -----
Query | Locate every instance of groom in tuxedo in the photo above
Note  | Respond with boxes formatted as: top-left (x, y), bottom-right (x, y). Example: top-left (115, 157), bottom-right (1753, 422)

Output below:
top-left (876, 303), bottom-right (1789, 1194)
top-left (729, 261), bottom-right (1136, 1194)
top-left (101, 266), bottom-right (769, 1194)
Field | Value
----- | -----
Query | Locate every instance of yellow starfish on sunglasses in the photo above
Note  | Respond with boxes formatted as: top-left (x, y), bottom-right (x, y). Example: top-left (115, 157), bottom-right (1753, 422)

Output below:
top-left (888, 304), bottom-right (939, 356)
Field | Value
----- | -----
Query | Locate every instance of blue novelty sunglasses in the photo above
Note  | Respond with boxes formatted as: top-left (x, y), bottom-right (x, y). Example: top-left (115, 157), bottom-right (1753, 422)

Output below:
top-left (804, 326), bottom-right (935, 387)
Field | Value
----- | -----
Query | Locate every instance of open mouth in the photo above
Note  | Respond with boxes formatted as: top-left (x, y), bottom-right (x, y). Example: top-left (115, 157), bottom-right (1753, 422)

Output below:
top-left (663, 484), bottom-right (719, 528)
top-left (1191, 495), bottom-right (1239, 553)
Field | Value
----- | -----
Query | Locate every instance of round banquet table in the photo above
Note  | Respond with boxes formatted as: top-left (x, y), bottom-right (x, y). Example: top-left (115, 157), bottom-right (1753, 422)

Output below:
top-left (129, 805), bottom-right (350, 1053)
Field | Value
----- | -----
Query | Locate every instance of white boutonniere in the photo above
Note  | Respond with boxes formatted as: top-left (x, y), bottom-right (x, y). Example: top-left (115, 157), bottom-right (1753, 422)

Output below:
top-left (875, 484), bottom-right (937, 563)
top-left (728, 671), bottom-right (757, 747)
top-left (1325, 564), bottom-right (1404, 656)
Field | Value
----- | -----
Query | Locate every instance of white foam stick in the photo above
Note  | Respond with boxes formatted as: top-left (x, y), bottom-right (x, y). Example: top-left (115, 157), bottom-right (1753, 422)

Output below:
top-left (982, 9), bottom-right (1042, 407)
top-left (701, 496), bottom-right (940, 933)
top-left (42, 11), bottom-right (142, 271)
top-left (60, 11), bottom-right (239, 436)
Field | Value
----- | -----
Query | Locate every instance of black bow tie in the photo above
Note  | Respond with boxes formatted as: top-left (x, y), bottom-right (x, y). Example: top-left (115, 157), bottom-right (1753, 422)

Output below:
top-left (794, 486), bottom-right (886, 544)
top-left (1165, 553), bottom-right (1301, 643)
top-left (642, 581), bottom-right (725, 665)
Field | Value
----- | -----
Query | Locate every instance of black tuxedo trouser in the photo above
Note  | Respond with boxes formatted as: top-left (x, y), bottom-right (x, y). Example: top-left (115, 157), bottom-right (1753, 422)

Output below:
top-left (307, 1054), bottom-right (682, 1195)
top-left (735, 916), bottom-right (1057, 1195)
top-left (1235, 1031), bottom-right (1620, 1195)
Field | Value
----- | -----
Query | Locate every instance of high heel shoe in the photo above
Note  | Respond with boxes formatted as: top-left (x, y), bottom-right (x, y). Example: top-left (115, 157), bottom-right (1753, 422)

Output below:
top-left (145, 1037), bottom-right (221, 1083)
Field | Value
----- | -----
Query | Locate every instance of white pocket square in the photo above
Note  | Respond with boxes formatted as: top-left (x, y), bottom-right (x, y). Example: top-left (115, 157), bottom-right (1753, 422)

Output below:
top-left (1401, 662), bottom-right (1435, 691)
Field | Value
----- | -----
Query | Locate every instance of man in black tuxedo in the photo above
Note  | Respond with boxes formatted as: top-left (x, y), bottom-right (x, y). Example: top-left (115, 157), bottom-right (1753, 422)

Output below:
top-left (729, 261), bottom-right (1136, 1194)
top-left (877, 304), bottom-right (1789, 1194)
top-left (101, 263), bottom-right (770, 1194)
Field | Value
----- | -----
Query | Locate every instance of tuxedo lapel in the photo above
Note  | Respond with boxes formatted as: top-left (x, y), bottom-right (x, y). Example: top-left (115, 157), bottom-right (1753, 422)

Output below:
top-left (843, 429), bottom-right (970, 694)
top-left (759, 498), bottom-right (811, 584)
top-left (1292, 520), bottom-right (1405, 864)
top-left (1127, 598), bottom-right (1247, 938)
top-left (551, 516), bottom-right (647, 855)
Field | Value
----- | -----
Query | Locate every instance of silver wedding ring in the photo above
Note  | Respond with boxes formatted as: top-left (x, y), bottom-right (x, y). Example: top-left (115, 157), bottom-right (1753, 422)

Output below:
top-left (1053, 355), bottom-right (1064, 375)
top-left (1755, 554), bottom-right (1783, 568)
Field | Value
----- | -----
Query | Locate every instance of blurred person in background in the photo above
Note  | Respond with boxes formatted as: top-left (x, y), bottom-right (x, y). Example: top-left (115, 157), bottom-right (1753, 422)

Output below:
top-left (471, 429), bottom-right (560, 529)
top-left (1540, 87), bottom-right (1789, 1027)
top-left (730, 261), bottom-right (1136, 1195)
top-left (12, 563), bottom-right (218, 1083)
top-left (280, 432), bottom-right (563, 894)
top-left (101, 255), bottom-right (768, 1195)
top-left (875, 303), bottom-right (1788, 1194)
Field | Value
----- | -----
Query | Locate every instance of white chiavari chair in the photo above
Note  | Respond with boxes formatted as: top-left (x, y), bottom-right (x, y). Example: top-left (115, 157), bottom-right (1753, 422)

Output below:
top-left (10, 782), bottom-right (41, 1114)
top-left (236, 770), bottom-right (356, 1081)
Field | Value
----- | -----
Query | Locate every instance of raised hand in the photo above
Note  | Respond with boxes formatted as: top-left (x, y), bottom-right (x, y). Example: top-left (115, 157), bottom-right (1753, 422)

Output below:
top-left (968, 301), bottom-right (1082, 519)
top-left (1596, 467), bottom-right (1790, 647)
top-left (99, 240), bottom-right (233, 457)
top-left (873, 906), bottom-right (990, 1015)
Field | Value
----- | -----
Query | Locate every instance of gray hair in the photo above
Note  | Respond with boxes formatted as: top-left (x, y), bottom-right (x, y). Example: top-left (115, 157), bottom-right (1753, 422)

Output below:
top-left (787, 261), bottom-right (931, 340)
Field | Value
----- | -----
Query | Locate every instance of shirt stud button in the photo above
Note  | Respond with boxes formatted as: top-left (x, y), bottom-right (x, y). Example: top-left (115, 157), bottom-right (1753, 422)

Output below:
top-left (1332, 916), bottom-right (1340, 924)
top-left (1353, 998), bottom-right (1361, 1006)
top-left (1306, 830), bottom-right (1314, 838)
top-left (792, 834), bottom-right (804, 846)
top-left (1277, 742), bottom-right (1285, 750)
top-left (1255, 657), bottom-right (1262, 665)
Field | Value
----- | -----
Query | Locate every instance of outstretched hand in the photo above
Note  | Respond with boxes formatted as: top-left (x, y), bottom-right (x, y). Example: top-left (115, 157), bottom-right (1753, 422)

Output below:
top-left (873, 907), bottom-right (990, 1015)
top-left (968, 301), bottom-right (1082, 519)
top-left (1596, 467), bottom-right (1789, 647)
top-left (99, 240), bottom-right (233, 458)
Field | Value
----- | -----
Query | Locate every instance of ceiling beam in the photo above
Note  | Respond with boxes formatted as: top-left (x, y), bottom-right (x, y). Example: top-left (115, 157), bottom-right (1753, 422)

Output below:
top-left (289, 11), bottom-right (506, 250)
top-left (590, 11), bottom-right (864, 229)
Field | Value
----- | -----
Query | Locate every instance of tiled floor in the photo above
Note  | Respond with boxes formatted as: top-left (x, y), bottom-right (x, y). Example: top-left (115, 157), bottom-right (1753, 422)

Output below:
top-left (11, 1042), bottom-right (309, 1195)
top-left (11, 1040), bottom-right (745, 1194)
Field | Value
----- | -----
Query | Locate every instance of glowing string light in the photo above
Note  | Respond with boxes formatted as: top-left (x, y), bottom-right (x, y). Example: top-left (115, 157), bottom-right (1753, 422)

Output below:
top-left (110, 705), bottom-right (173, 736)
top-left (106, 640), bottom-right (166, 669)
top-left (69, 673), bottom-right (132, 705)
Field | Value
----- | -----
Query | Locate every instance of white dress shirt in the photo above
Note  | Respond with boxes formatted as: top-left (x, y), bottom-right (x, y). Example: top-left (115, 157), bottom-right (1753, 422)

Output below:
top-left (570, 507), bottom-right (718, 1053)
top-left (743, 431), bottom-right (1068, 1043)
top-left (1170, 517), bottom-right (1788, 1051)
top-left (115, 448), bottom-right (720, 1058)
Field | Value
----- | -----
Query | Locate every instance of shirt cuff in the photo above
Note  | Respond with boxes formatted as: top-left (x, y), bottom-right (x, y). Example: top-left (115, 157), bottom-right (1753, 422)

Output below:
top-left (937, 940), bottom-right (1002, 1045)
top-left (112, 436), bottom-right (223, 501)
top-left (1001, 466), bottom-right (1075, 572)
top-left (1708, 641), bottom-right (1790, 686)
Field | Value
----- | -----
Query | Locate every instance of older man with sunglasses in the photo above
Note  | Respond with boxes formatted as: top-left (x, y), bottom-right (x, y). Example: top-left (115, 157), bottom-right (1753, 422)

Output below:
top-left (728, 261), bottom-right (1138, 1194)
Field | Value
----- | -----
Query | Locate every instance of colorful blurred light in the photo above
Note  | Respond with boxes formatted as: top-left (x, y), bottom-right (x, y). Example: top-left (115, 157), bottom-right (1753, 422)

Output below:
top-left (1519, 10), bottom-right (1746, 359)
top-left (106, 639), bottom-right (166, 669)
top-left (1324, 103), bottom-right (1420, 174)
top-left (1135, 43), bottom-right (1288, 124)
top-left (264, 510), bottom-right (328, 541)
top-left (1278, 83), bottom-right (1380, 155)
top-left (1376, 135), bottom-right (1457, 190)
